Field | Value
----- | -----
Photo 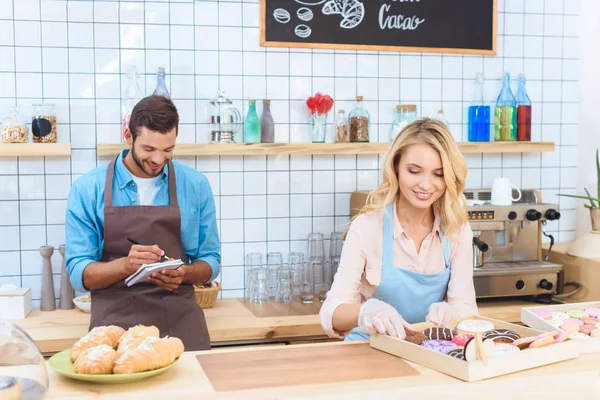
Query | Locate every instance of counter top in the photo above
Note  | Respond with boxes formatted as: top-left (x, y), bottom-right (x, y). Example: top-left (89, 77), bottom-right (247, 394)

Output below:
top-left (12, 298), bottom-right (535, 354)
top-left (44, 341), bottom-right (600, 399)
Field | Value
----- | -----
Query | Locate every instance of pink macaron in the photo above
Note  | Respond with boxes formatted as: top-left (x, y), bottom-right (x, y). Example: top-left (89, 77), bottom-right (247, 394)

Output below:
top-left (584, 308), bottom-right (600, 318)
top-left (563, 318), bottom-right (584, 326)
top-left (534, 309), bottom-right (552, 319)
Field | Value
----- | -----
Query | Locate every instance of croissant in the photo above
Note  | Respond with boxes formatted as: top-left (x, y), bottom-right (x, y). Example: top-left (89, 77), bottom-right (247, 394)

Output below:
top-left (117, 325), bottom-right (160, 356)
top-left (70, 325), bottom-right (126, 362)
top-left (73, 344), bottom-right (118, 375)
top-left (113, 336), bottom-right (184, 375)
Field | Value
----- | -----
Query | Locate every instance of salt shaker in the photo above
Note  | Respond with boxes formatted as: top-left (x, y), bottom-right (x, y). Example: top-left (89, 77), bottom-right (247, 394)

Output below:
top-left (40, 246), bottom-right (56, 311)
top-left (58, 245), bottom-right (74, 310)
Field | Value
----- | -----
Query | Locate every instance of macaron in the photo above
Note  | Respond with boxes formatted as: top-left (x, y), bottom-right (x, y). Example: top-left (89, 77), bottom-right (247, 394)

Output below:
top-left (533, 309), bottom-right (552, 319)
top-left (560, 322), bottom-right (580, 334)
top-left (584, 308), bottom-right (600, 318)
top-left (580, 317), bottom-right (599, 326)
top-left (551, 312), bottom-right (570, 320)
top-left (579, 324), bottom-right (596, 335)
top-left (567, 310), bottom-right (589, 319)
top-left (568, 332), bottom-right (591, 340)
top-left (563, 318), bottom-right (584, 326)
top-left (590, 329), bottom-right (600, 338)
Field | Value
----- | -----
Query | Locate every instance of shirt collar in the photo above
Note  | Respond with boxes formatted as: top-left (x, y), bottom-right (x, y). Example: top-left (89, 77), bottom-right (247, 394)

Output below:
top-left (392, 205), bottom-right (441, 239)
top-left (114, 149), bottom-right (169, 189)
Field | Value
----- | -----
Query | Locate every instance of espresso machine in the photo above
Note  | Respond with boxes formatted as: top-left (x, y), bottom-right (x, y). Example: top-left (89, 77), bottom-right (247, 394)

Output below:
top-left (465, 189), bottom-right (563, 299)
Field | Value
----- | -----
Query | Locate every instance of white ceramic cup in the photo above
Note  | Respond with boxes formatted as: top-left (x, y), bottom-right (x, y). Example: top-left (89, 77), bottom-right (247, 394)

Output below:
top-left (491, 177), bottom-right (521, 206)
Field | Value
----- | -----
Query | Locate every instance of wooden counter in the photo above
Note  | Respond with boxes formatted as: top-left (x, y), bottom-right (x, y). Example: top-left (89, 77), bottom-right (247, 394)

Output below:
top-left (44, 341), bottom-right (600, 399)
top-left (12, 298), bottom-right (535, 354)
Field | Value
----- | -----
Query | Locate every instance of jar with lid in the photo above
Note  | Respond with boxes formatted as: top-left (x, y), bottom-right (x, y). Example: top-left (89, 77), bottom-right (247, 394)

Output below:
top-left (209, 91), bottom-right (242, 143)
top-left (2, 107), bottom-right (29, 144)
top-left (390, 104), bottom-right (417, 141)
top-left (31, 104), bottom-right (57, 143)
top-left (348, 96), bottom-right (370, 142)
top-left (335, 110), bottom-right (349, 143)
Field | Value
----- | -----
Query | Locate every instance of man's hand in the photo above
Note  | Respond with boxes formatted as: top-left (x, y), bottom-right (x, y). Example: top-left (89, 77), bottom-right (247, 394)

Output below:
top-left (126, 245), bottom-right (164, 274)
top-left (147, 268), bottom-right (185, 292)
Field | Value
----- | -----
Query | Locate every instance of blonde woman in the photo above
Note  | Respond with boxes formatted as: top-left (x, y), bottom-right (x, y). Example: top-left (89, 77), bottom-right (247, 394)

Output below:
top-left (320, 118), bottom-right (478, 341)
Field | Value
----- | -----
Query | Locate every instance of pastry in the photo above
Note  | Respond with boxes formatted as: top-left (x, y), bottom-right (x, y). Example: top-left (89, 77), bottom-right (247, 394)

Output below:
top-left (533, 309), bottom-right (552, 319)
top-left (117, 325), bottom-right (160, 356)
top-left (113, 336), bottom-right (184, 374)
top-left (580, 317), bottom-right (599, 326)
top-left (420, 340), bottom-right (457, 354)
top-left (513, 336), bottom-right (537, 350)
top-left (579, 325), bottom-right (596, 335)
top-left (529, 335), bottom-right (555, 348)
top-left (404, 329), bottom-right (428, 345)
top-left (568, 332), bottom-right (591, 340)
top-left (560, 322), bottom-right (581, 334)
top-left (584, 307), bottom-right (600, 318)
top-left (567, 310), bottom-right (589, 319)
top-left (422, 327), bottom-right (455, 341)
top-left (464, 337), bottom-right (495, 362)
top-left (71, 325), bottom-right (126, 362)
top-left (563, 318), bottom-right (584, 326)
top-left (447, 349), bottom-right (466, 360)
top-left (554, 331), bottom-right (570, 343)
top-left (452, 334), bottom-right (473, 347)
top-left (482, 329), bottom-right (521, 344)
top-left (73, 344), bottom-right (118, 375)
top-left (456, 319), bottom-right (494, 334)
top-left (491, 343), bottom-right (520, 357)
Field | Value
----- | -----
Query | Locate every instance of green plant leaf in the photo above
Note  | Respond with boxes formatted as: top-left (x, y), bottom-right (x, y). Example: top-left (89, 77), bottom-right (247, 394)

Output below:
top-left (558, 193), bottom-right (600, 206)
top-left (585, 188), bottom-right (599, 208)
top-left (596, 149), bottom-right (600, 201)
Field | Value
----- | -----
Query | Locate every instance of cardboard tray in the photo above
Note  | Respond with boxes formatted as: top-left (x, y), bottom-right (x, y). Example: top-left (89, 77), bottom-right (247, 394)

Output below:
top-left (370, 316), bottom-right (580, 382)
top-left (521, 301), bottom-right (600, 354)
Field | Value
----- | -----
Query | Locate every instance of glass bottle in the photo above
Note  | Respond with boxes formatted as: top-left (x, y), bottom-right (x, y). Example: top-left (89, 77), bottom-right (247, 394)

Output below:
top-left (494, 72), bottom-right (517, 141)
top-left (468, 73), bottom-right (491, 142)
top-left (122, 66), bottom-right (143, 142)
top-left (2, 107), bottom-right (29, 143)
top-left (31, 104), bottom-right (57, 143)
top-left (335, 110), bottom-right (349, 143)
top-left (244, 99), bottom-right (260, 143)
top-left (152, 67), bottom-right (170, 99)
top-left (348, 96), bottom-right (370, 142)
top-left (515, 74), bottom-right (532, 141)
top-left (435, 109), bottom-right (449, 126)
top-left (260, 99), bottom-right (275, 143)
top-left (391, 104), bottom-right (417, 141)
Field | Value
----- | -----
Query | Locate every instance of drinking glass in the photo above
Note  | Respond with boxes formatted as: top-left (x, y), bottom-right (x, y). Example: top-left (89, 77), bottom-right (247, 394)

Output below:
top-left (307, 233), bottom-right (325, 261)
top-left (267, 252), bottom-right (283, 298)
top-left (275, 266), bottom-right (293, 304)
top-left (245, 253), bottom-right (263, 301)
top-left (250, 267), bottom-right (269, 304)
top-left (289, 252), bottom-right (304, 298)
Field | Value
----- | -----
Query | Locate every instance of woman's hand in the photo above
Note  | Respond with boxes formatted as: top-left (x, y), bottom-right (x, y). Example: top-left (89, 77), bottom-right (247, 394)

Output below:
top-left (358, 298), bottom-right (410, 339)
top-left (426, 302), bottom-right (475, 326)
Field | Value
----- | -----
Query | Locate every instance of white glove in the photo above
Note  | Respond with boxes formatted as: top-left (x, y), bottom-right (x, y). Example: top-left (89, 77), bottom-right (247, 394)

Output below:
top-left (358, 298), bottom-right (409, 339)
top-left (426, 302), bottom-right (475, 326)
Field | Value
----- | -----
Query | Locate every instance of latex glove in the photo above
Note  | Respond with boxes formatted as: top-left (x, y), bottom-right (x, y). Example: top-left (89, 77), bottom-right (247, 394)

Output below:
top-left (358, 298), bottom-right (409, 339)
top-left (426, 302), bottom-right (475, 326)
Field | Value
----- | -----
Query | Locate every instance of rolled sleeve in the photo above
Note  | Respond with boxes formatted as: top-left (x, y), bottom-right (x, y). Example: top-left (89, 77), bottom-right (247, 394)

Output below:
top-left (65, 182), bottom-right (102, 292)
top-left (189, 178), bottom-right (221, 281)
top-left (320, 221), bottom-right (366, 339)
top-left (446, 222), bottom-right (478, 315)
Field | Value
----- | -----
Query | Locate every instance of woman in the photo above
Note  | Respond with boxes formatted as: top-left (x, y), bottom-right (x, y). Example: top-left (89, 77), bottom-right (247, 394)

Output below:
top-left (320, 118), bottom-right (477, 340)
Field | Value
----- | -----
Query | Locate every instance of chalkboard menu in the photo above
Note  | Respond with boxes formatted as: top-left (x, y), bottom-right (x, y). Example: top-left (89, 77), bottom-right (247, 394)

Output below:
top-left (260, 0), bottom-right (497, 55)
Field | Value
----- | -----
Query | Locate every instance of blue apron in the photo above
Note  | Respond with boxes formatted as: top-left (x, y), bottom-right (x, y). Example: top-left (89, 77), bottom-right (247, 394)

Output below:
top-left (345, 204), bottom-right (452, 341)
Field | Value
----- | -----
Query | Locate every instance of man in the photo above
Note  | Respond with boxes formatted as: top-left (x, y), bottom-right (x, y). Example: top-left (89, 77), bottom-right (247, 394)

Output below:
top-left (65, 95), bottom-right (220, 351)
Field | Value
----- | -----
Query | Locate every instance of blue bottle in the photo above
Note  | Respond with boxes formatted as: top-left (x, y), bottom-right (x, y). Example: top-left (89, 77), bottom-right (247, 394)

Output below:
top-left (468, 73), bottom-right (490, 142)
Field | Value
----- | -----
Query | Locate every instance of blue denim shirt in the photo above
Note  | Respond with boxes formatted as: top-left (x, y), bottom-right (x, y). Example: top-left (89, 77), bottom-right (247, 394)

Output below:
top-left (65, 150), bottom-right (221, 292)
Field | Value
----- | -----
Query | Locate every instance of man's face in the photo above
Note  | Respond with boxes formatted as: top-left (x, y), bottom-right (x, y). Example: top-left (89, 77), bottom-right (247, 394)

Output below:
top-left (125, 126), bottom-right (177, 177)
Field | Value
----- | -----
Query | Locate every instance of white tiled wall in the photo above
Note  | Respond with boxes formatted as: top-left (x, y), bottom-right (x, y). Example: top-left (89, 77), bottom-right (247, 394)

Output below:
top-left (0, 0), bottom-right (580, 303)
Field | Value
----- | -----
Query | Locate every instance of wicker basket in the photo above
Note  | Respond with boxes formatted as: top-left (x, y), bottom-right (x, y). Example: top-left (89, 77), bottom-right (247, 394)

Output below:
top-left (194, 281), bottom-right (221, 309)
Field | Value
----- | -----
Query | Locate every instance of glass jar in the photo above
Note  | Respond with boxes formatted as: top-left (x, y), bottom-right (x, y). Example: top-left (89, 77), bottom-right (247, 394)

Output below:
top-left (31, 104), bottom-right (57, 143)
top-left (391, 104), bottom-right (417, 141)
top-left (1, 107), bottom-right (29, 144)
top-left (348, 96), bottom-right (370, 142)
top-left (335, 110), bottom-right (348, 143)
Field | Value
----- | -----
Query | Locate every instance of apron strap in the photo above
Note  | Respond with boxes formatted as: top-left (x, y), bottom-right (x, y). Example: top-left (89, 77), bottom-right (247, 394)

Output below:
top-left (382, 204), bottom-right (395, 267)
top-left (166, 160), bottom-right (178, 207)
top-left (439, 229), bottom-right (452, 268)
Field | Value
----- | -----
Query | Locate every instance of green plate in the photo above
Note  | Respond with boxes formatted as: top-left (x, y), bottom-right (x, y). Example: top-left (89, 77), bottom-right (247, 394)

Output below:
top-left (48, 349), bottom-right (178, 384)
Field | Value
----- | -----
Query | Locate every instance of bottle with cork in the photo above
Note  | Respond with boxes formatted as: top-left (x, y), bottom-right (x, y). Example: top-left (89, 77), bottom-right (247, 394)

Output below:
top-left (335, 109), bottom-right (348, 143)
top-left (348, 96), bottom-right (370, 142)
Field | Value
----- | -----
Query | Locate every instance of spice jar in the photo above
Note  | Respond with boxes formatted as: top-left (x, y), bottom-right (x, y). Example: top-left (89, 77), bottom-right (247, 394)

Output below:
top-left (335, 110), bottom-right (348, 143)
top-left (31, 103), bottom-right (57, 143)
top-left (1, 107), bottom-right (29, 144)
top-left (348, 96), bottom-right (370, 142)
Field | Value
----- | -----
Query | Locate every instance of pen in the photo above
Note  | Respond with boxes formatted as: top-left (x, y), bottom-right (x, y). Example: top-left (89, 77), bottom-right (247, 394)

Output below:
top-left (127, 237), bottom-right (169, 261)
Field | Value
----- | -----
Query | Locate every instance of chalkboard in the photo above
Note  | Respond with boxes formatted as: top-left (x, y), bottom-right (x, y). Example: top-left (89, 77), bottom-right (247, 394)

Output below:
top-left (260, 0), bottom-right (497, 55)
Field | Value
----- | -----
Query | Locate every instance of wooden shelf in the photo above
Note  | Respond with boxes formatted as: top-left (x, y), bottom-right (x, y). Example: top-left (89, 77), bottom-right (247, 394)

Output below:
top-left (96, 141), bottom-right (555, 157)
top-left (0, 143), bottom-right (71, 157)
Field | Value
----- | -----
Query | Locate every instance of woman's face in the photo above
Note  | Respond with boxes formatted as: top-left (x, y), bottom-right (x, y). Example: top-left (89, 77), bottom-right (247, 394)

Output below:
top-left (397, 143), bottom-right (447, 209)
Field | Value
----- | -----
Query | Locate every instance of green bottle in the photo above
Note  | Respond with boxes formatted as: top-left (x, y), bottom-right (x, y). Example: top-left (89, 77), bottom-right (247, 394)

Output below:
top-left (244, 100), bottom-right (261, 143)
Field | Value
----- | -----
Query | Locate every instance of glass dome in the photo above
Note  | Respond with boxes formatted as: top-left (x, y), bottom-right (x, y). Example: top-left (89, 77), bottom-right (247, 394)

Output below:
top-left (0, 319), bottom-right (48, 399)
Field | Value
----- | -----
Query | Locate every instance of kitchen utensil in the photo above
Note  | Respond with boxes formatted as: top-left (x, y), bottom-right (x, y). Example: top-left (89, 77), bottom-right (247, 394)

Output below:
top-left (40, 246), bottom-right (55, 311)
top-left (472, 236), bottom-right (489, 269)
top-left (210, 91), bottom-right (242, 143)
top-left (491, 177), bottom-right (521, 206)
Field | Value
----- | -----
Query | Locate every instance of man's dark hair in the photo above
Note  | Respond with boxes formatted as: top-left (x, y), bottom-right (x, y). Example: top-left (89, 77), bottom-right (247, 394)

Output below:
top-left (129, 95), bottom-right (179, 139)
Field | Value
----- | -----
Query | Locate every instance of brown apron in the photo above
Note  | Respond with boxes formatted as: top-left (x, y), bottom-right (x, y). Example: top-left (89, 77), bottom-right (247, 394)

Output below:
top-left (89, 157), bottom-right (211, 351)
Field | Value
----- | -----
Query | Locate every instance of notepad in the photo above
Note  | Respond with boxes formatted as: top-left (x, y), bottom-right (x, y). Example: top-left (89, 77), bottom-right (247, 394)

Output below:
top-left (125, 259), bottom-right (184, 287)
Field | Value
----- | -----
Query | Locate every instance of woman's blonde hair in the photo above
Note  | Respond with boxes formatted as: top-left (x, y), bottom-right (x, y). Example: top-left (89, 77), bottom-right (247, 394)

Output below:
top-left (358, 118), bottom-right (468, 240)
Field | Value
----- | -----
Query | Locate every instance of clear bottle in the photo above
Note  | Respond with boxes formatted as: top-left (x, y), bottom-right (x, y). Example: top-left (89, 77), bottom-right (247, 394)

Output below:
top-left (391, 104), bottom-right (417, 141)
top-left (122, 66), bottom-right (143, 142)
top-left (260, 99), bottom-right (275, 143)
top-left (2, 107), bottom-right (29, 143)
top-left (31, 104), bottom-right (57, 143)
top-left (435, 109), bottom-right (449, 126)
top-left (468, 73), bottom-right (491, 142)
top-left (515, 74), bottom-right (532, 142)
top-left (244, 99), bottom-right (261, 143)
top-left (152, 67), bottom-right (170, 99)
top-left (348, 96), bottom-right (370, 142)
top-left (335, 110), bottom-right (349, 143)
top-left (494, 72), bottom-right (517, 141)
